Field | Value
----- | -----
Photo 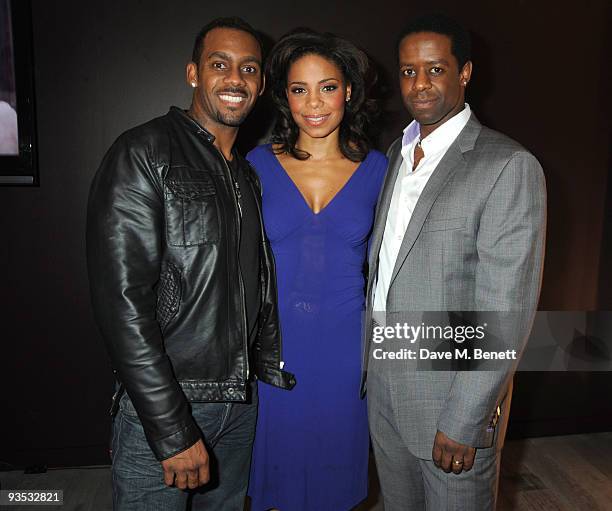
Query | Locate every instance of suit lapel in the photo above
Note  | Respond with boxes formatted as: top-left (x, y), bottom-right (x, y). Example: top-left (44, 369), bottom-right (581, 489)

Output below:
top-left (388, 115), bottom-right (482, 288)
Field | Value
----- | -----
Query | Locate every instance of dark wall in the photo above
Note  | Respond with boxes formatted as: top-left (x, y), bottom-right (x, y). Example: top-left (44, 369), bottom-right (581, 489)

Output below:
top-left (0, 0), bottom-right (610, 468)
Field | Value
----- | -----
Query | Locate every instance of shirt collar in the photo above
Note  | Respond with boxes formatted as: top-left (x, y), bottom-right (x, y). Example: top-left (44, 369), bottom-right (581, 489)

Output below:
top-left (401, 103), bottom-right (471, 156)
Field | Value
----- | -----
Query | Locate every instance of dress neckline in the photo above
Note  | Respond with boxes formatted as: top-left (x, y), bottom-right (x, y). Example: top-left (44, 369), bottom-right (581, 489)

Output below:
top-left (267, 145), bottom-right (370, 216)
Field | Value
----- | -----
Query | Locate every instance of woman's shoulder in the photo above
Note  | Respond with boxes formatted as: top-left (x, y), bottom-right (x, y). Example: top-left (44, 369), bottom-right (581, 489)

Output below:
top-left (363, 149), bottom-right (388, 180)
top-left (365, 149), bottom-right (388, 168)
top-left (362, 149), bottom-right (388, 191)
top-left (246, 143), bottom-right (275, 163)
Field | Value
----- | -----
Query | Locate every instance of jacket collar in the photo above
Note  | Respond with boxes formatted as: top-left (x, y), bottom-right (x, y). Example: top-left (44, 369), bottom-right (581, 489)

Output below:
top-left (456, 112), bottom-right (481, 154)
top-left (169, 106), bottom-right (216, 144)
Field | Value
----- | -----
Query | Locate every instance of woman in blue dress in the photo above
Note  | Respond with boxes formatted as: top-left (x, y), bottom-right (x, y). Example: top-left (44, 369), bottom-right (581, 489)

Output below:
top-left (247, 30), bottom-right (387, 511)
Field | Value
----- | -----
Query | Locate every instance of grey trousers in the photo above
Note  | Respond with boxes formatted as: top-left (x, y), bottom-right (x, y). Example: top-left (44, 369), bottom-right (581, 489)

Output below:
top-left (367, 371), bottom-right (500, 511)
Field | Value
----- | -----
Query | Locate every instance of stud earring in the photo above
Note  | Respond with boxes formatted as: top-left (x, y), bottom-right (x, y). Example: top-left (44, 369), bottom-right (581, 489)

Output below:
top-left (191, 82), bottom-right (197, 88)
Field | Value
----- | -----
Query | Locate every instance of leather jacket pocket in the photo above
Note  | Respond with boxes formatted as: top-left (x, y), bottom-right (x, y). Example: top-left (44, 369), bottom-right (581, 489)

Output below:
top-left (164, 175), bottom-right (219, 246)
top-left (156, 262), bottom-right (182, 332)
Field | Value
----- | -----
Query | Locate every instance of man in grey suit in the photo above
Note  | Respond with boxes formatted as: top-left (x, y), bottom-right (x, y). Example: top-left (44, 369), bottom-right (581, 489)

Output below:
top-left (362, 14), bottom-right (546, 510)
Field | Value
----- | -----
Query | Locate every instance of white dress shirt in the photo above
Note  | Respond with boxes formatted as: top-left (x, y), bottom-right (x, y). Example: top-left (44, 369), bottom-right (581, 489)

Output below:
top-left (373, 104), bottom-right (472, 313)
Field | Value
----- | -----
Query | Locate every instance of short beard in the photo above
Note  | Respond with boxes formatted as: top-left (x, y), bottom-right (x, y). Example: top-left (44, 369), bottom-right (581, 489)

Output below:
top-left (215, 110), bottom-right (248, 128)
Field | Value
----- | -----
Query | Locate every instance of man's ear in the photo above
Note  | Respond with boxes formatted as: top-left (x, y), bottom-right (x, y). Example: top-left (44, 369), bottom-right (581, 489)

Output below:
top-left (258, 73), bottom-right (266, 97)
top-left (186, 62), bottom-right (198, 88)
top-left (460, 60), bottom-right (473, 86)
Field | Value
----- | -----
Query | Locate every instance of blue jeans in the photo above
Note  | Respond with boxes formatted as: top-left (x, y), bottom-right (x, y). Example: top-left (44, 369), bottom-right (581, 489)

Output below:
top-left (111, 383), bottom-right (258, 511)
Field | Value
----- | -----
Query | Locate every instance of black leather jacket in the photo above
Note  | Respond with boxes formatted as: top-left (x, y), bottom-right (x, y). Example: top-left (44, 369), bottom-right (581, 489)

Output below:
top-left (87, 107), bottom-right (295, 461)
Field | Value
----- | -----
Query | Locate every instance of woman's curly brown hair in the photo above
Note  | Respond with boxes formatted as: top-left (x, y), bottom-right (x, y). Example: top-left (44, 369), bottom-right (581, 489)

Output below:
top-left (266, 29), bottom-right (379, 162)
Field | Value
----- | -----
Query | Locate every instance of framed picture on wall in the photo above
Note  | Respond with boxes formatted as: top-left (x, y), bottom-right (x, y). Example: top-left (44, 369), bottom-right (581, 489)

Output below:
top-left (0, 0), bottom-right (37, 185)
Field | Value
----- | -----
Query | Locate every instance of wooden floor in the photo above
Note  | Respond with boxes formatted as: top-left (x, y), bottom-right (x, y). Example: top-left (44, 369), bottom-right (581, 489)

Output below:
top-left (1, 432), bottom-right (611, 510)
top-left (496, 433), bottom-right (612, 511)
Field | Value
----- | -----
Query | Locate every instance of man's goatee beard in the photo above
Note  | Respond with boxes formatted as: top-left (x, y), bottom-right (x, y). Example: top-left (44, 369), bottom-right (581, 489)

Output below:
top-left (216, 111), bottom-right (248, 128)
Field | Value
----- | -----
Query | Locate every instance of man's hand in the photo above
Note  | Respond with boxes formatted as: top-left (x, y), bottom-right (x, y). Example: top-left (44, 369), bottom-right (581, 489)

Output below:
top-left (161, 439), bottom-right (210, 489)
top-left (432, 430), bottom-right (476, 474)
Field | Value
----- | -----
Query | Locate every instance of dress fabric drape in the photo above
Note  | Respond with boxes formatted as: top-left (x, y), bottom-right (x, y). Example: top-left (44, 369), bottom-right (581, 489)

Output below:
top-left (247, 144), bottom-right (387, 511)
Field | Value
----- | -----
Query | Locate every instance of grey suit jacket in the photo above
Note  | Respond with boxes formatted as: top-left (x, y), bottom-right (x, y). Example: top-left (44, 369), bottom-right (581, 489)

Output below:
top-left (362, 113), bottom-right (546, 458)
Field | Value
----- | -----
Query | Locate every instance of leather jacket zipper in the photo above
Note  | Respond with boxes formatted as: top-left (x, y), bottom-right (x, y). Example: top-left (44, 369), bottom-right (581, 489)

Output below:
top-left (233, 179), bottom-right (243, 218)
top-left (213, 147), bottom-right (250, 382)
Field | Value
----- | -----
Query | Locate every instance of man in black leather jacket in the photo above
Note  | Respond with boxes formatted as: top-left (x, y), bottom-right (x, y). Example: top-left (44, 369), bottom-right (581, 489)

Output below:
top-left (87, 17), bottom-right (295, 510)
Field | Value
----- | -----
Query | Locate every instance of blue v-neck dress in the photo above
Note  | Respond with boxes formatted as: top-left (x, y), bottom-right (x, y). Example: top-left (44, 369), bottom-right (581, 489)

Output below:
top-left (247, 145), bottom-right (387, 511)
